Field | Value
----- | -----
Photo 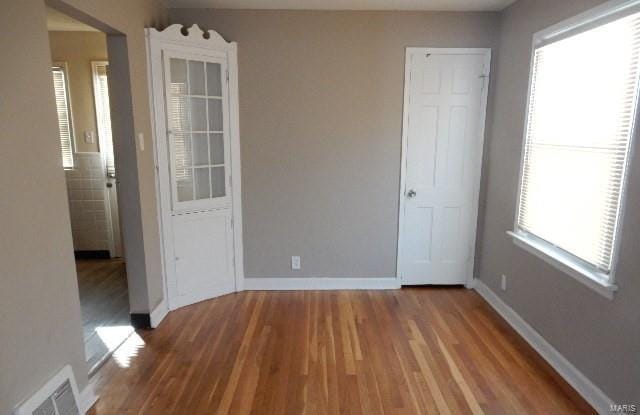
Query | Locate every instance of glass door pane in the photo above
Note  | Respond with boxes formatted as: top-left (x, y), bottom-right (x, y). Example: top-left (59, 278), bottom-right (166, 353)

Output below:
top-left (166, 56), bottom-right (228, 210)
top-left (207, 62), bottom-right (222, 96)
top-left (188, 61), bottom-right (205, 95)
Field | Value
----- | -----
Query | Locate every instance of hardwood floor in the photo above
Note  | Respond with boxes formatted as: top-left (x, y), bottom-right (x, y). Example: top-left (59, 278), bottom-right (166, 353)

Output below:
top-left (88, 288), bottom-right (594, 414)
top-left (76, 259), bottom-right (132, 370)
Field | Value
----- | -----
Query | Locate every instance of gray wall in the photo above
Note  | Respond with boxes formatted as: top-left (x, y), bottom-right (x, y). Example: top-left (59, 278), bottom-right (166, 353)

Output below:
top-left (478, 0), bottom-right (640, 403)
top-left (0, 1), bottom-right (166, 413)
top-left (169, 9), bottom-right (500, 278)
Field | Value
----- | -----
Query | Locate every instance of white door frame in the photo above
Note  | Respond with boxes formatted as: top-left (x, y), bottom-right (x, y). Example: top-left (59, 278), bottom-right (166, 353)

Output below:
top-left (396, 47), bottom-right (491, 288)
top-left (90, 60), bottom-right (122, 259)
top-left (146, 24), bottom-right (244, 311)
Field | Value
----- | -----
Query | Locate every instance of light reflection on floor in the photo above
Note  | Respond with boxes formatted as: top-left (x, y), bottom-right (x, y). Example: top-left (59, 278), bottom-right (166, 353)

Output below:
top-left (95, 325), bottom-right (144, 368)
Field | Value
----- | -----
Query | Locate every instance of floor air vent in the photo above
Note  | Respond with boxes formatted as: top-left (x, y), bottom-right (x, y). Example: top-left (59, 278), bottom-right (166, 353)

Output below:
top-left (15, 366), bottom-right (82, 415)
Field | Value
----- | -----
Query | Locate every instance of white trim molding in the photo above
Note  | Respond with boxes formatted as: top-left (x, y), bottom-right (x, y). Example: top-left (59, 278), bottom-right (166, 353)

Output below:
top-left (508, 231), bottom-right (618, 300)
top-left (90, 60), bottom-right (122, 259)
top-left (473, 280), bottom-right (615, 414)
top-left (244, 277), bottom-right (401, 291)
top-left (79, 384), bottom-right (98, 414)
top-left (150, 298), bottom-right (169, 328)
top-left (534, 0), bottom-right (640, 47)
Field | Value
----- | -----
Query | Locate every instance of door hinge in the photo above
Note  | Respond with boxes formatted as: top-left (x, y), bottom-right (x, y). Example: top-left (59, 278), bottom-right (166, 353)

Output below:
top-left (479, 74), bottom-right (489, 91)
top-left (229, 175), bottom-right (232, 188)
top-left (226, 69), bottom-right (229, 82)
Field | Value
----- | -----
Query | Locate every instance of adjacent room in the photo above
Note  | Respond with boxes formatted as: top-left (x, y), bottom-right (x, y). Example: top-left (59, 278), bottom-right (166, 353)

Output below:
top-left (46, 9), bottom-right (134, 375)
top-left (1, 0), bottom-right (638, 414)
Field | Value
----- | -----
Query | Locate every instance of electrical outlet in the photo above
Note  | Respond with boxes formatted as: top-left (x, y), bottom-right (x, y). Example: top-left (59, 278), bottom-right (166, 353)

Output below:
top-left (501, 274), bottom-right (507, 291)
top-left (291, 256), bottom-right (301, 270)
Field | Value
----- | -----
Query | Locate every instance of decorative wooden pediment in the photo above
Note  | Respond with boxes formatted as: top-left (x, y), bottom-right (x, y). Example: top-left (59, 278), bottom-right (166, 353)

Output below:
top-left (146, 24), bottom-right (234, 49)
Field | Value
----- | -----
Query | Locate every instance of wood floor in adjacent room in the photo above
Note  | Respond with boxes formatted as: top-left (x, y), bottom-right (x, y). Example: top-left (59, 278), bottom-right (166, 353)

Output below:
top-left (88, 288), bottom-right (593, 414)
top-left (76, 258), bottom-right (132, 370)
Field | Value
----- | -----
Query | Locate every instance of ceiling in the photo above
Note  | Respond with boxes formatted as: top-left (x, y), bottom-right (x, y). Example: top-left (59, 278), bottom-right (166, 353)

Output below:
top-left (166, 0), bottom-right (517, 12)
top-left (46, 7), bottom-right (98, 31)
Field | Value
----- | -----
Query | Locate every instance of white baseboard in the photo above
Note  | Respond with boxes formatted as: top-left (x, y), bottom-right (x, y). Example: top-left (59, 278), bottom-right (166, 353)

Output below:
top-left (150, 298), bottom-right (169, 328)
top-left (244, 277), bottom-right (401, 291)
top-left (465, 278), bottom-right (478, 289)
top-left (79, 384), bottom-right (98, 414)
top-left (473, 280), bottom-right (614, 414)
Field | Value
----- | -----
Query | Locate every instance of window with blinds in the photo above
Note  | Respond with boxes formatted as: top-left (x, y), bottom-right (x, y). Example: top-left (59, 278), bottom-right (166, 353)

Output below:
top-left (515, 10), bottom-right (640, 279)
top-left (52, 65), bottom-right (74, 169)
top-left (92, 62), bottom-right (116, 177)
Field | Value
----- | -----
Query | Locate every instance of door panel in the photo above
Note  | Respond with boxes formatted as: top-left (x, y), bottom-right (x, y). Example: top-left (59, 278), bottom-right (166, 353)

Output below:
top-left (172, 210), bottom-right (234, 307)
top-left (404, 207), bottom-right (434, 264)
top-left (400, 51), bottom-right (489, 285)
top-left (162, 50), bottom-right (235, 308)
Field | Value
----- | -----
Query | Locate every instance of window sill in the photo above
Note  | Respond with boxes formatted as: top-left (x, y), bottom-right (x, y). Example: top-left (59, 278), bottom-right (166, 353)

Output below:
top-left (507, 231), bottom-right (617, 300)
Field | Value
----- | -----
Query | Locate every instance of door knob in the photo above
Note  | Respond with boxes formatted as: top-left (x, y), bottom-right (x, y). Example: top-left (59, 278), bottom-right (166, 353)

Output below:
top-left (406, 189), bottom-right (417, 198)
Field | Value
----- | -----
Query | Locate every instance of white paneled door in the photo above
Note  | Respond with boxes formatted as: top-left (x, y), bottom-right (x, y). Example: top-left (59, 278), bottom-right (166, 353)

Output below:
top-left (147, 24), bottom-right (243, 312)
top-left (398, 49), bottom-right (491, 286)
top-left (163, 51), bottom-right (235, 308)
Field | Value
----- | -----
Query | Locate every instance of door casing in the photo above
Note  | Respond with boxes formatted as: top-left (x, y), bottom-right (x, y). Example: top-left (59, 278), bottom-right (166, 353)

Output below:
top-left (396, 47), bottom-right (491, 287)
top-left (91, 60), bottom-right (123, 259)
top-left (146, 25), bottom-right (244, 311)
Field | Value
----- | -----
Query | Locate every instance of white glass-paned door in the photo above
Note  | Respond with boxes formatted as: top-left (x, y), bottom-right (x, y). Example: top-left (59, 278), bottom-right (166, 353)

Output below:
top-left (165, 53), bottom-right (230, 212)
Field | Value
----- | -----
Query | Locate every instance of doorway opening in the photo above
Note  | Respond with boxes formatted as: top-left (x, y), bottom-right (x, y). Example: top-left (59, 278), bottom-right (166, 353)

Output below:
top-left (47, 7), bottom-right (132, 374)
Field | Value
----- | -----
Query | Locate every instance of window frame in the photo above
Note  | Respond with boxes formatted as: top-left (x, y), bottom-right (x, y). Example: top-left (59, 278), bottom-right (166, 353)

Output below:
top-left (52, 61), bottom-right (76, 170)
top-left (509, 0), bottom-right (640, 300)
top-left (91, 60), bottom-right (116, 177)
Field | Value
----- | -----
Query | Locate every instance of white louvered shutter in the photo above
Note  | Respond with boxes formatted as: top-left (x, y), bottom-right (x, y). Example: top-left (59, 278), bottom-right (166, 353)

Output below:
top-left (52, 66), bottom-right (74, 169)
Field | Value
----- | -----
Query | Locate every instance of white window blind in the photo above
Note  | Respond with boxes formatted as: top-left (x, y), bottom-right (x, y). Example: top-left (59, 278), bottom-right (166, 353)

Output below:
top-left (52, 65), bottom-right (74, 169)
top-left (517, 11), bottom-right (640, 276)
top-left (92, 62), bottom-right (116, 177)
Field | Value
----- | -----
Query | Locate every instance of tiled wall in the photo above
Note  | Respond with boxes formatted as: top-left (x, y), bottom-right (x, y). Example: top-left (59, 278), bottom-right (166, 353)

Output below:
top-left (65, 153), bottom-right (110, 252)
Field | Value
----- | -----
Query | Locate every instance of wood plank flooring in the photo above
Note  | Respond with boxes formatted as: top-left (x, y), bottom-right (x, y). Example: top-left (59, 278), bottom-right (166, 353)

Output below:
top-left (88, 288), bottom-right (594, 414)
top-left (76, 259), bottom-right (131, 370)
